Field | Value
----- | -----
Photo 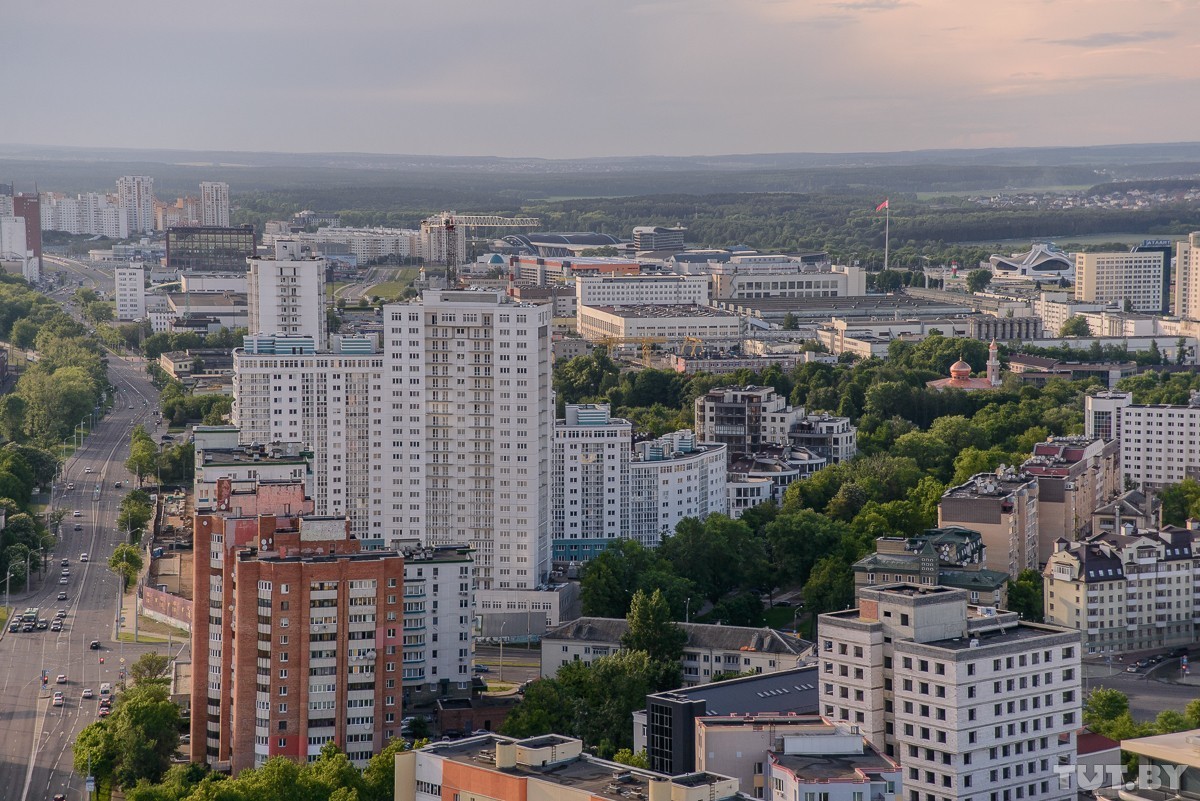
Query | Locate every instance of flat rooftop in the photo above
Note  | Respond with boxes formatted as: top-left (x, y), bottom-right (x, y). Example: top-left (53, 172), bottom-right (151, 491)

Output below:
top-left (586, 304), bottom-right (739, 319)
top-left (200, 445), bottom-right (308, 465)
top-left (921, 621), bottom-right (1076, 652)
top-left (773, 750), bottom-right (896, 782)
top-left (1117, 728), bottom-right (1200, 767)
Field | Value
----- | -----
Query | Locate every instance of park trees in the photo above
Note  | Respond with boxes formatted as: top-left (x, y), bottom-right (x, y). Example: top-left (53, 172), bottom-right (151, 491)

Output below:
top-left (622, 589), bottom-right (687, 663)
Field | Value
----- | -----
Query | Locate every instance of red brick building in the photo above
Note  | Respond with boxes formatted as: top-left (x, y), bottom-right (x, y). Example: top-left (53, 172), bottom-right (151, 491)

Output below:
top-left (190, 477), bottom-right (407, 772)
top-left (12, 194), bottom-right (41, 271)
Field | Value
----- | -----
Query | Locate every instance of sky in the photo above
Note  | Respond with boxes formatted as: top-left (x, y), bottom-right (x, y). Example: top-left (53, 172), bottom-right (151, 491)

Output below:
top-left (4, 0), bottom-right (1199, 158)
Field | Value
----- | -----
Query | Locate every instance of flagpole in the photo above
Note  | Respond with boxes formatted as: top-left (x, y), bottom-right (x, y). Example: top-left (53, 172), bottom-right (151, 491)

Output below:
top-left (884, 203), bottom-right (890, 271)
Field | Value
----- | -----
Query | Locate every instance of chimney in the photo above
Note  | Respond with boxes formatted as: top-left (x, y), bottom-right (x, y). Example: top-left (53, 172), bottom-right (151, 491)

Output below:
top-left (495, 742), bottom-right (517, 769)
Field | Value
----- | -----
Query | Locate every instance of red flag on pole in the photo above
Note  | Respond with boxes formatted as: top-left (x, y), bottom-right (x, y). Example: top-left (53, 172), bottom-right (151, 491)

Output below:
top-left (875, 199), bottom-right (889, 211)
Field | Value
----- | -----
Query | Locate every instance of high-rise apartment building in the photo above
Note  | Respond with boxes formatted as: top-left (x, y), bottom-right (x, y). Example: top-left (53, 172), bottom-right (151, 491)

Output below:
top-left (114, 262), bottom-right (146, 321)
top-left (232, 334), bottom-right (382, 545)
top-left (418, 216), bottom-right (467, 265)
top-left (1084, 391), bottom-right (1132, 443)
top-left (629, 431), bottom-right (727, 549)
top-left (12, 193), bottom-right (42, 271)
top-left (552, 404), bottom-right (632, 562)
top-left (1175, 232), bottom-right (1200, 320)
top-left (200, 181), bottom-right (230, 227)
top-left (189, 477), bottom-right (406, 772)
top-left (1074, 251), bottom-right (1166, 313)
top-left (818, 584), bottom-right (1083, 801)
top-left (116, 175), bottom-right (155, 234)
top-left (41, 192), bottom-right (129, 239)
top-left (375, 290), bottom-right (553, 591)
top-left (0, 216), bottom-right (26, 260)
top-left (1020, 436), bottom-right (1120, 565)
top-left (1044, 525), bottom-right (1200, 655)
top-left (247, 240), bottom-right (328, 344)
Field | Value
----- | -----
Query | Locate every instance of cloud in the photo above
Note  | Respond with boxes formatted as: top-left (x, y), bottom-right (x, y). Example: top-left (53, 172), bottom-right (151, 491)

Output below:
top-left (1048, 30), bottom-right (1176, 47)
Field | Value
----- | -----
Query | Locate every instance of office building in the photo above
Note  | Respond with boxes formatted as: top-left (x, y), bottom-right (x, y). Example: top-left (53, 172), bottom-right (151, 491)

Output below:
top-left (114, 262), bottom-right (146, 321)
top-left (200, 181), bottom-right (230, 227)
top-left (1084, 391), bottom-right (1132, 442)
top-left (117, 175), bottom-right (155, 234)
top-left (696, 714), bottom-right (901, 800)
top-left (375, 290), bottom-right (554, 593)
top-left (395, 735), bottom-right (743, 801)
top-left (1174, 232), bottom-right (1200, 321)
top-left (551, 404), bottom-right (632, 562)
top-left (818, 584), bottom-right (1083, 801)
top-left (854, 528), bottom-right (1009, 607)
top-left (1020, 436), bottom-right (1120, 565)
top-left (510, 254), bottom-right (640, 284)
top-left (247, 240), bottom-right (328, 344)
top-left (635, 667), bottom-right (820, 775)
top-left (939, 469), bottom-right (1040, 577)
top-left (165, 225), bottom-right (257, 273)
top-left (575, 274), bottom-right (709, 309)
top-left (189, 477), bottom-right (406, 772)
top-left (232, 334), bottom-right (382, 545)
top-left (12, 193), bottom-right (42, 271)
top-left (1074, 251), bottom-right (1166, 313)
top-left (1116, 392), bottom-right (1200, 488)
top-left (1043, 524), bottom-right (1200, 654)
top-left (633, 225), bottom-right (687, 251)
top-left (541, 617), bottom-right (812, 685)
top-left (704, 258), bottom-right (867, 301)
top-left (577, 304), bottom-right (743, 344)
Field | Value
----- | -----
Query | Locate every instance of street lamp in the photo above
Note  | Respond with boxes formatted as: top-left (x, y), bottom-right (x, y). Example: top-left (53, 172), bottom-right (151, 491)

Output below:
top-left (26, 547), bottom-right (43, 590)
top-left (499, 620), bottom-right (506, 683)
top-left (4, 567), bottom-right (17, 624)
top-left (685, 597), bottom-right (691, 624)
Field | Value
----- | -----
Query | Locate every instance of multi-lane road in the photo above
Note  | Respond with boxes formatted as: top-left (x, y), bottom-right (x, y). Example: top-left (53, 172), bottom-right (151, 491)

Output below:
top-left (0, 333), bottom-right (172, 799)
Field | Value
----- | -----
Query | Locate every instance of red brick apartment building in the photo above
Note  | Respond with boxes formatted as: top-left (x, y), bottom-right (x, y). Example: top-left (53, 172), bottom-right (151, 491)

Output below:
top-left (190, 477), bottom-right (407, 772)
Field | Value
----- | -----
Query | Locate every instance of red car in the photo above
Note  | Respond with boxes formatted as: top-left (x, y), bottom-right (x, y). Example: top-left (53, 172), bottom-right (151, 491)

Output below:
top-left (98, 707), bottom-right (111, 718)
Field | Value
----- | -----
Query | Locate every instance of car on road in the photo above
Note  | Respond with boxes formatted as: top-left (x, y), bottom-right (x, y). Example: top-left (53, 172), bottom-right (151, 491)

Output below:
top-left (84, 467), bottom-right (93, 473)
top-left (50, 622), bottom-right (62, 632)
top-left (7, 621), bottom-right (18, 633)
top-left (80, 552), bottom-right (89, 562)
top-left (57, 592), bottom-right (68, 601)
top-left (21, 622), bottom-right (33, 632)
top-left (98, 707), bottom-right (110, 718)
top-left (73, 523), bottom-right (82, 531)
top-left (72, 510), bottom-right (82, 517)
top-left (56, 609), bottom-right (66, 618)
top-left (473, 665), bottom-right (490, 673)
top-left (82, 688), bottom-right (94, 698)
top-left (60, 569), bottom-right (69, 577)
top-left (1126, 659), bottom-right (1151, 673)
top-left (113, 480), bottom-right (122, 488)
top-left (58, 577), bottom-right (68, 584)
top-left (56, 674), bottom-right (67, 684)
top-left (66, 483), bottom-right (74, 490)
top-left (36, 619), bottom-right (48, 630)
top-left (52, 692), bottom-right (64, 707)
top-left (61, 558), bottom-right (69, 567)
top-left (90, 640), bottom-right (100, 650)
top-left (53, 794), bottom-right (66, 801)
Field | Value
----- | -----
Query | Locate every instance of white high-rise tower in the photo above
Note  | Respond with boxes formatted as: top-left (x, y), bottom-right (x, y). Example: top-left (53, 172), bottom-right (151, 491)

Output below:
top-left (200, 181), bottom-right (230, 227)
top-left (247, 240), bottom-right (328, 345)
top-left (116, 175), bottom-right (155, 234)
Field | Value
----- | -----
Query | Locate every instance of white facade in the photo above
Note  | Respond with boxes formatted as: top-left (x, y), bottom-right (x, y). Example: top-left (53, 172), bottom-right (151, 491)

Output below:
top-left (200, 181), bottom-right (230, 227)
top-left (116, 175), bottom-right (155, 234)
top-left (1074, 251), bottom-right (1165, 313)
top-left (1175, 232), bottom-right (1200, 321)
top-left (0, 216), bottom-right (26, 260)
top-left (629, 432), bottom-right (728, 548)
top-left (401, 545), bottom-right (476, 700)
top-left (551, 404), bottom-right (632, 563)
top-left (1118, 395), bottom-right (1200, 488)
top-left (180, 272), bottom-right (248, 294)
top-left (40, 192), bottom-right (128, 238)
top-left (819, 585), bottom-right (1083, 801)
top-left (265, 226), bottom-right (421, 263)
top-left (1084, 391), bottom-right (1132, 443)
top-left (578, 304), bottom-right (743, 343)
top-left (375, 291), bottom-right (554, 591)
top-left (575, 274), bottom-right (710, 309)
top-left (232, 335), bottom-right (383, 545)
top-left (247, 240), bottom-right (328, 344)
top-left (418, 218), bottom-right (467, 265)
top-left (114, 262), bottom-right (146, 321)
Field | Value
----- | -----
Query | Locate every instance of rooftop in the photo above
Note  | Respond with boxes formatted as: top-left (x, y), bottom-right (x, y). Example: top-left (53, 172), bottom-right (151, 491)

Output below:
top-left (586, 304), bottom-right (739, 319)
top-left (942, 467), bottom-right (1035, 500)
top-left (1117, 728), bottom-right (1200, 768)
top-left (922, 621), bottom-right (1077, 652)
top-left (199, 441), bottom-right (308, 466)
top-left (545, 617), bottom-right (811, 656)
top-left (772, 749), bottom-right (897, 783)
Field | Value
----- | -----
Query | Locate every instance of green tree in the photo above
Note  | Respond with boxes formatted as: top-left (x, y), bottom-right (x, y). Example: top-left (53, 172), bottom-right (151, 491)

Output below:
top-left (802, 554), bottom-right (856, 614)
top-left (965, 269), bottom-right (992, 293)
top-left (110, 543), bottom-right (144, 589)
top-left (612, 749), bottom-right (650, 769)
top-left (129, 652), bottom-right (171, 684)
top-left (1060, 316), bottom-right (1091, 337)
top-left (875, 270), bottom-right (904, 292)
top-left (1159, 479), bottom-right (1200, 526)
top-left (126, 426), bottom-right (159, 486)
top-left (500, 678), bottom-right (573, 739)
top-left (1006, 569), bottom-right (1044, 622)
top-left (781, 312), bottom-right (799, 330)
top-left (1083, 687), bottom-right (1129, 730)
top-left (622, 588), bottom-right (687, 663)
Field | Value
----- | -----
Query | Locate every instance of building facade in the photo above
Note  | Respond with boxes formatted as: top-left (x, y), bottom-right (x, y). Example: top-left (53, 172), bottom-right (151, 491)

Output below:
top-left (695, 385), bottom-right (857, 464)
top-left (853, 528), bottom-right (1009, 607)
top-left (629, 432), bottom-right (727, 549)
top-left (1174, 232), bottom-right (1200, 321)
top-left (818, 584), bottom-right (1084, 801)
top-left (247, 239), bottom-right (329, 344)
top-left (1116, 393), bottom-right (1200, 488)
top-left (551, 404), bottom-right (632, 562)
top-left (165, 225), bottom-right (257, 273)
top-left (200, 181), bottom-right (231, 227)
top-left (1075, 251), bottom-right (1166, 313)
top-left (1043, 525), bottom-right (1200, 654)
top-left (939, 470), bottom-right (1040, 577)
top-left (1084, 391), bottom-right (1132, 442)
top-left (575, 274), bottom-right (710, 309)
top-left (633, 225), bottom-right (687, 251)
top-left (577, 304), bottom-right (743, 344)
top-left (117, 175), bottom-right (155, 234)
top-left (12, 193), bottom-right (42, 271)
top-left (1020, 436), bottom-right (1120, 565)
top-left (114, 262), bottom-right (146, 321)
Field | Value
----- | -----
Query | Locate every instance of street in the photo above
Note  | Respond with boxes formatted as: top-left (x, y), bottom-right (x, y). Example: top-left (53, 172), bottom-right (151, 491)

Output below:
top-left (0, 346), bottom-right (172, 800)
top-left (1085, 659), bottom-right (1200, 721)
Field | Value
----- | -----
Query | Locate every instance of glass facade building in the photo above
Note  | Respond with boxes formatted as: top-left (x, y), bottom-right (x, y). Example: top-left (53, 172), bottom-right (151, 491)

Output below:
top-left (166, 225), bottom-right (256, 272)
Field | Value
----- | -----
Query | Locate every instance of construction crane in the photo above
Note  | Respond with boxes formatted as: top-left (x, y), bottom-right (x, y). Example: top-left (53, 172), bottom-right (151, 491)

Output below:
top-left (682, 336), bottom-right (704, 358)
top-left (600, 336), bottom-right (668, 364)
top-left (422, 212), bottom-right (540, 286)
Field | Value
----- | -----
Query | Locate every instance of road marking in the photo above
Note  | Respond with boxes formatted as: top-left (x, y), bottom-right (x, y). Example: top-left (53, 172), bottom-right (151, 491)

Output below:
top-left (21, 696), bottom-right (49, 801)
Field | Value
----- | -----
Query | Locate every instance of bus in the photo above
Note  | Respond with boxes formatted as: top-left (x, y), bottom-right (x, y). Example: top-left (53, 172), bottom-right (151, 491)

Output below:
top-left (21, 607), bottom-right (38, 623)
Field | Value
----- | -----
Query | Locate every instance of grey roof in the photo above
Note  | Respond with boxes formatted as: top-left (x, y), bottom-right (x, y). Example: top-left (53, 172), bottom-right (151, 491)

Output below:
top-left (545, 616), bottom-right (812, 656)
top-left (938, 568), bottom-right (1009, 591)
top-left (1094, 489), bottom-right (1158, 519)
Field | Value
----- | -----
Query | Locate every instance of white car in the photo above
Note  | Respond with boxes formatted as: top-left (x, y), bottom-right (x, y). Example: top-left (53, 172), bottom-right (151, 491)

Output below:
top-left (84, 467), bottom-right (93, 473)
top-left (72, 510), bottom-right (82, 518)
top-left (80, 553), bottom-right (89, 562)
top-left (52, 692), bottom-right (64, 707)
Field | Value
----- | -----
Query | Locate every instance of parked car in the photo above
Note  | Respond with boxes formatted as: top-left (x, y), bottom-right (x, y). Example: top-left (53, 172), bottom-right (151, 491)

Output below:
top-left (473, 665), bottom-right (490, 673)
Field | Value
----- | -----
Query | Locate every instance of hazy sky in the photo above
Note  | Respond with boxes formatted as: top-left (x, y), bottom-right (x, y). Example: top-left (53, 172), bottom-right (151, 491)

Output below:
top-left (5, 0), bottom-right (1199, 158)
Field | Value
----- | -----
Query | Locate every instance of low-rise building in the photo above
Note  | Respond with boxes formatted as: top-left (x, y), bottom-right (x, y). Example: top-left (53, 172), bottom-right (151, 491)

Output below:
top-left (1043, 525), bottom-right (1200, 654)
top-left (578, 304), bottom-right (743, 344)
top-left (395, 734), bottom-right (743, 801)
top-left (939, 468), bottom-right (1040, 577)
top-left (853, 528), bottom-right (1009, 607)
top-left (576, 274), bottom-right (710, 309)
top-left (697, 714), bottom-right (900, 800)
top-left (541, 617), bottom-right (812, 685)
top-left (1091, 489), bottom-right (1160, 536)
